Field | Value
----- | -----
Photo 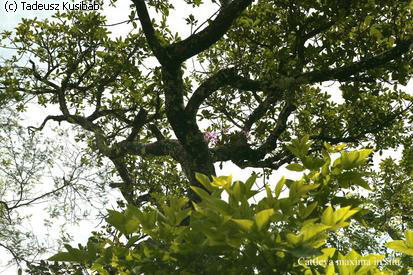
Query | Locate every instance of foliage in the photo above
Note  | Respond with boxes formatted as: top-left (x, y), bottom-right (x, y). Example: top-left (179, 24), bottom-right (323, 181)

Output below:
top-left (1, 0), bottom-right (413, 272)
top-left (48, 139), bottom-right (413, 274)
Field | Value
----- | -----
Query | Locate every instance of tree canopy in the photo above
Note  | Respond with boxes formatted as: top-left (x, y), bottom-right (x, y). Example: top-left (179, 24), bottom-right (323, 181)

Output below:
top-left (1, 0), bottom-right (413, 273)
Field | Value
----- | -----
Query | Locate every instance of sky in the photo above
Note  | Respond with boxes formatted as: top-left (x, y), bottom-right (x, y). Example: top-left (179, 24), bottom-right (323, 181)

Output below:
top-left (0, 0), bottom-right (411, 273)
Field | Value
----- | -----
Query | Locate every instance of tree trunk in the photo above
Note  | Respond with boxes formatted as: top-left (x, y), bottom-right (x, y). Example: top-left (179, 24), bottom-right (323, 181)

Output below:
top-left (162, 66), bottom-right (216, 202)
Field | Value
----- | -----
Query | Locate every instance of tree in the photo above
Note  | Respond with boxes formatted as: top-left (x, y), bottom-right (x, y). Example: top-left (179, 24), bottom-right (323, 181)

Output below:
top-left (1, 0), bottom-right (413, 271)
top-left (0, 105), bottom-right (117, 269)
top-left (2, 0), bottom-right (412, 202)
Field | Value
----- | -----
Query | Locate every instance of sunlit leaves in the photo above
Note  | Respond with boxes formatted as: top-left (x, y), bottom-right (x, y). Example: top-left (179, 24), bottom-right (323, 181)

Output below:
top-left (386, 230), bottom-right (413, 256)
top-left (321, 206), bottom-right (359, 230)
top-left (339, 149), bottom-right (373, 170)
top-left (48, 145), bottom-right (394, 273)
top-left (255, 208), bottom-right (274, 230)
top-left (275, 176), bottom-right (286, 198)
top-left (106, 206), bottom-right (141, 235)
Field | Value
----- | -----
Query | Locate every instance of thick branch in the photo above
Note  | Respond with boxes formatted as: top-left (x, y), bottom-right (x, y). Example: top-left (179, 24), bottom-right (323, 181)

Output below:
top-left (113, 139), bottom-right (183, 159)
top-left (163, 66), bottom-right (215, 201)
top-left (28, 115), bottom-right (67, 132)
top-left (109, 157), bottom-right (135, 204)
top-left (186, 68), bottom-right (276, 118)
top-left (148, 124), bottom-right (165, 141)
top-left (212, 144), bottom-right (294, 170)
top-left (299, 37), bottom-right (413, 83)
top-left (210, 101), bottom-right (295, 166)
top-left (131, 0), bottom-right (171, 66)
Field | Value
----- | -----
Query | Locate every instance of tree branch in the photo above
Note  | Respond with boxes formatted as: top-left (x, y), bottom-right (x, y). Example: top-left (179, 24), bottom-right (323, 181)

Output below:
top-left (299, 37), bottom-right (413, 83)
top-left (258, 102), bottom-right (296, 154)
top-left (186, 67), bottom-right (274, 118)
top-left (131, 0), bottom-right (171, 66)
top-left (114, 139), bottom-right (183, 159)
top-left (126, 108), bottom-right (147, 142)
top-left (109, 157), bottom-right (135, 204)
top-left (242, 91), bottom-right (283, 132)
top-left (171, 0), bottom-right (253, 63)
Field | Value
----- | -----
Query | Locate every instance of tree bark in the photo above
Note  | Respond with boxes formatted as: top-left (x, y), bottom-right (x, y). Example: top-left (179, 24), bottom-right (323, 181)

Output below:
top-left (162, 67), bottom-right (216, 202)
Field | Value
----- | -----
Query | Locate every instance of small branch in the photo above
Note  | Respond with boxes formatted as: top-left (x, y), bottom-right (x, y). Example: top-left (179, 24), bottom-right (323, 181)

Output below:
top-left (28, 60), bottom-right (59, 90)
top-left (242, 92), bottom-right (283, 132)
top-left (28, 115), bottom-right (67, 132)
top-left (9, 183), bottom-right (68, 210)
top-left (148, 124), bottom-right (165, 141)
top-left (258, 102), bottom-right (296, 154)
top-left (126, 108), bottom-right (148, 142)
top-left (113, 139), bottom-right (183, 159)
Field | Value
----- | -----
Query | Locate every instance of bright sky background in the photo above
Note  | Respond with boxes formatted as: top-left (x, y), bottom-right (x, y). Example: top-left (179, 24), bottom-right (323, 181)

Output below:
top-left (0, 0), bottom-right (411, 273)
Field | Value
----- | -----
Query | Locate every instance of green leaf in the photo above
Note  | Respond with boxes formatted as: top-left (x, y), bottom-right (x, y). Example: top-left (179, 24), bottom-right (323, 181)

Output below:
top-left (211, 175), bottom-right (232, 189)
top-left (301, 201), bottom-right (318, 219)
top-left (106, 210), bottom-right (126, 234)
top-left (325, 263), bottom-right (336, 275)
top-left (245, 174), bottom-right (257, 191)
top-left (232, 219), bottom-right (254, 231)
top-left (338, 171), bottom-right (371, 190)
top-left (275, 176), bottom-right (286, 198)
top-left (321, 206), bottom-right (335, 225)
top-left (206, 197), bottom-right (233, 216)
top-left (340, 149), bottom-right (373, 170)
top-left (301, 223), bottom-right (330, 241)
top-left (196, 173), bottom-right (213, 191)
top-left (297, 183), bottom-right (320, 196)
top-left (406, 230), bottom-right (413, 248)
top-left (190, 186), bottom-right (211, 200)
top-left (126, 235), bottom-right (142, 248)
top-left (48, 252), bottom-right (75, 262)
top-left (48, 245), bottom-right (85, 263)
top-left (255, 209), bottom-right (274, 230)
top-left (233, 181), bottom-right (242, 201)
top-left (340, 151), bottom-right (359, 170)
top-left (386, 241), bottom-right (413, 256)
top-left (286, 163), bottom-right (305, 172)
top-left (315, 247), bottom-right (337, 267)
top-left (302, 157), bottom-right (324, 170)
top-left (334, 206), bottom-right (359, 223)
top-left (265, 184), bottom-right (273, 199)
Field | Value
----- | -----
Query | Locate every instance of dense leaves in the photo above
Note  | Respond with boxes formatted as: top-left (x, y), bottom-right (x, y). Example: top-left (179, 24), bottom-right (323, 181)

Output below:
top-left (48, 140), bottom-right (413, 274)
